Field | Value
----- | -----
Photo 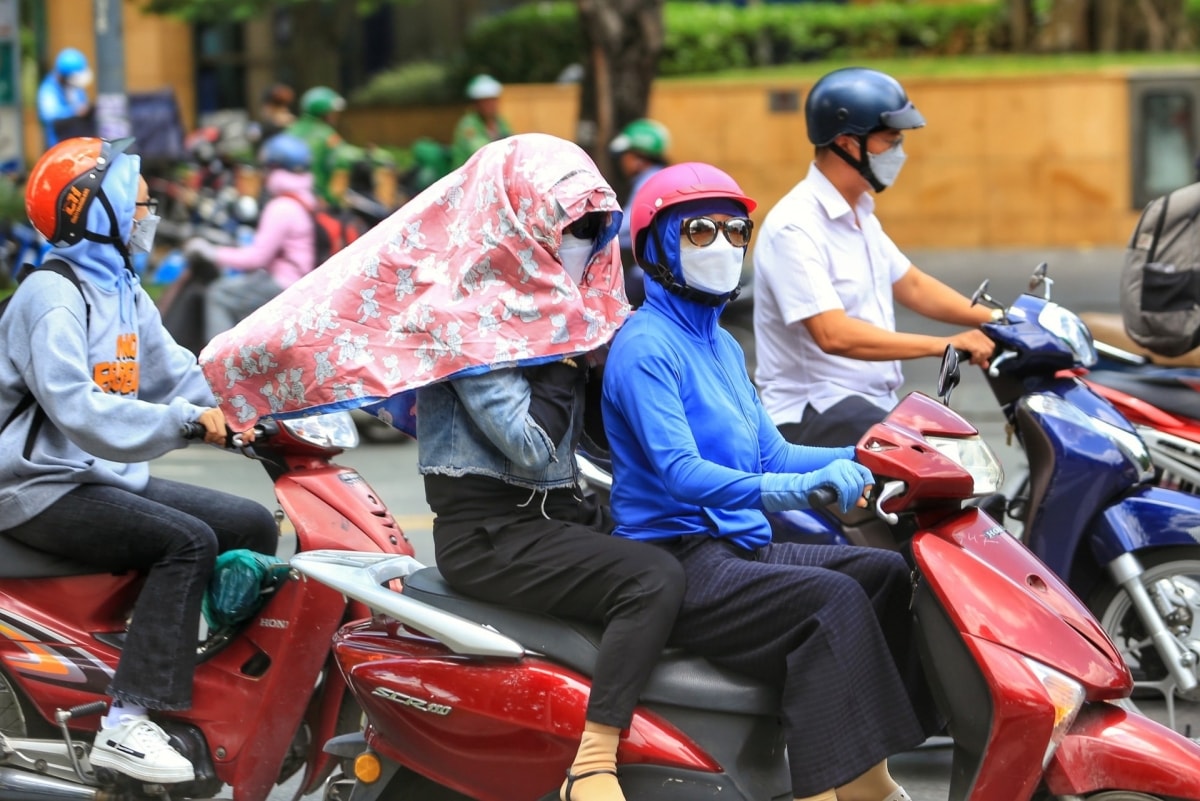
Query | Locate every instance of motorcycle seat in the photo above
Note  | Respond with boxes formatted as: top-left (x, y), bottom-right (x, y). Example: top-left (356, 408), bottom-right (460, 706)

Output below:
top-left (403, 567), bottom-right (782, 716)
top-left (1086, 369), bottom-right (1200, 422)
top-left (0, 534), bottom-right (106, 578)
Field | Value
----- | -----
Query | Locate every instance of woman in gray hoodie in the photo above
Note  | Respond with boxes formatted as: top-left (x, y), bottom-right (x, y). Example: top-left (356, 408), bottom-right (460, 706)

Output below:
top-left (0, 137), bottom-right (277, 785)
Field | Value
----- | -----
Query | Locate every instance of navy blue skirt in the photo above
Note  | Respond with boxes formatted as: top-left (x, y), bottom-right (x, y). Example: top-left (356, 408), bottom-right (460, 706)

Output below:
top-left (659, 537), bottom-right (940, 795)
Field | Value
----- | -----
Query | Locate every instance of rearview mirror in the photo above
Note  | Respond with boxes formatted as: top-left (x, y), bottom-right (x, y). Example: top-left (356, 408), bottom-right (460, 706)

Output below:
top-left (937, 345), bottom-right (961, 405)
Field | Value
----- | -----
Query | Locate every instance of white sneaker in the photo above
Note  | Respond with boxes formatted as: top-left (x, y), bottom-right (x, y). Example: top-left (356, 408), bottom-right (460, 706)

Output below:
top-left (89, 717), bottom-right (195, 784)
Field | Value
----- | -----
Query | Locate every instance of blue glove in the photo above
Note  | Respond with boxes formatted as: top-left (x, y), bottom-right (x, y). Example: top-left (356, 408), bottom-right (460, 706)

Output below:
top-left (786, 443), bottom-right (857, 472)
top-left (761, 460), bottom-right (875, 514)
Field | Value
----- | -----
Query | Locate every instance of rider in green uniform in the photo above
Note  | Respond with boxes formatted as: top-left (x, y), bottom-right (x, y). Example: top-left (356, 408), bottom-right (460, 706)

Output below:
top-left (286, 86), bottom-right (348, 207)
top-left (449, 75), bottom-right (513, 170)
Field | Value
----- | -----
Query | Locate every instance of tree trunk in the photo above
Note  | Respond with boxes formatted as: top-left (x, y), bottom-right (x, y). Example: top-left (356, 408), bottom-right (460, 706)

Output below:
top-left (278, 0), bottom-right (357, 95)
top-left (1009, 0), bottom-right (1032, 51)
top-left (1033, 0), bottom-right (1091, 51)
top-left (575, 0), bottom-right (665, 191)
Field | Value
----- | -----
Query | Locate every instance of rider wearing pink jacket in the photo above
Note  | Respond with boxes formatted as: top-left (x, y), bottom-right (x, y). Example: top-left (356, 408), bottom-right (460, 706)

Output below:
top-left (197, 134), bottom-right (317, 341)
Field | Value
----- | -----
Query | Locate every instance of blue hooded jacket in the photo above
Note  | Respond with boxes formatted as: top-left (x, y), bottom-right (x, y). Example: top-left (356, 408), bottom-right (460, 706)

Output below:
top-left (601, 200), bottom-right (851, 549)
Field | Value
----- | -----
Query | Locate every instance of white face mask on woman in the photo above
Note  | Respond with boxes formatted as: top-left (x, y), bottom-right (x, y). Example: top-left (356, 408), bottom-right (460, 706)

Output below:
top-left (558, 233), bottom-right (594, 285)
top-left (680, 237), bottom-right (745, 295)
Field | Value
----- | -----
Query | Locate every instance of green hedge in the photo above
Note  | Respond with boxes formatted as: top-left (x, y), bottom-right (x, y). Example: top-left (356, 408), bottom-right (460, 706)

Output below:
top-left (353, 1), bottom-right (1008, 106)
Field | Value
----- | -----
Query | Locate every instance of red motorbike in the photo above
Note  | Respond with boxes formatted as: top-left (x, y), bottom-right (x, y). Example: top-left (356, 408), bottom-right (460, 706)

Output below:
top-left (292, 358), bottom-right (1200, 801)
top-left (0, 412), bottom-right (413, 801)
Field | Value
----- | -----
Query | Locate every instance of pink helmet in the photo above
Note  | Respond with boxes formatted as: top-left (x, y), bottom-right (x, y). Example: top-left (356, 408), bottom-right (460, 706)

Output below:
top-left (629, 162), bottom-right (757, 260)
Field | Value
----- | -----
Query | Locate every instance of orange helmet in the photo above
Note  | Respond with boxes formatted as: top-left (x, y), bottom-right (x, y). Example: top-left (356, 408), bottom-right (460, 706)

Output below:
top-left (26, 137), bottom-right (134, 246)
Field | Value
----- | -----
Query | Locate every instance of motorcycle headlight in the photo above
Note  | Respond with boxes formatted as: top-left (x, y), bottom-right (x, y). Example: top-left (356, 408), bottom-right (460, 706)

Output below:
top-left (1037, 303), bottom-right (1097, 367)
top-left (925, 435), bottom-right (1005, 495)
top-left (1022, 657), bottom-right (1085, 768)
top-left (280, 411), bottom-right (360, 448)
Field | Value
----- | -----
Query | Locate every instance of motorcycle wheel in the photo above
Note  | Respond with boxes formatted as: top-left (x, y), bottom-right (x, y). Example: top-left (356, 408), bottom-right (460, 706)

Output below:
top-left (379, 767), bottom-right (474, 801)
top-left (1089, 547), bottom-right (1200, 738)
top-left (0, 669), bottom-right (26, 738)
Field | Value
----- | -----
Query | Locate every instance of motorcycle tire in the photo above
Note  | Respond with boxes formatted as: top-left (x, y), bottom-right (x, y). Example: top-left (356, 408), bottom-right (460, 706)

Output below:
top-left (379, 766), bottom-right (473, 801)
top-left (1088, 546), bottom-right (1200, 738)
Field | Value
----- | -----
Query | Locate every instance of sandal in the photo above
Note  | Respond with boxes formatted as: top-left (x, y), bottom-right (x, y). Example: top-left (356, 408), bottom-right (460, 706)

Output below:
top-left (561, 768), bottom-right (619, 801)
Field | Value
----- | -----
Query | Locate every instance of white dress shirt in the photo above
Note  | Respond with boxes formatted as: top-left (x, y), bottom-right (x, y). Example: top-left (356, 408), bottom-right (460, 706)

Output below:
top-left (752, 162), bottom-right (912, 425)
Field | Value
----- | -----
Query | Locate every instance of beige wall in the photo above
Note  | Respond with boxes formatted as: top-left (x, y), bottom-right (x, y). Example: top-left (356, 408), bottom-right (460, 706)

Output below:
top-left (30, 0), bottom-right (194, 162)
top-left (343, 75), bottom-right (1143, 249)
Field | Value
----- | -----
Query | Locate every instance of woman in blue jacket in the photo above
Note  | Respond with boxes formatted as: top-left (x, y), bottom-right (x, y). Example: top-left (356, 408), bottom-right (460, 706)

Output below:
top-left (601, 162), bottom-right (938, 801)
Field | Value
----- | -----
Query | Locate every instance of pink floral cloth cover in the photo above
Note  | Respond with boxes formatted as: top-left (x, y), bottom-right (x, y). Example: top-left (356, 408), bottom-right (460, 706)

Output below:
top-left (198, 133), bottom-right (630, 432)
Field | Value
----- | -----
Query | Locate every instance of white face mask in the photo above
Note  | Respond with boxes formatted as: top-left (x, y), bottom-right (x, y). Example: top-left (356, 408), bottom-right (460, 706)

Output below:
top-left (867, 141), bottom-right (907, 189)
top-left (679, 237), bottom-right (744, 295)
top-left (66, 69), bottom-right (93, 89)
top-left (129, 214), bottom-right (161, 254)
top-left (558, 233), bottom-right (594, 285)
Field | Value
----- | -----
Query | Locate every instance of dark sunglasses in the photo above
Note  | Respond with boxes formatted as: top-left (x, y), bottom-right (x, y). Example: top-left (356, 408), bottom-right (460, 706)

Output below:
top-left (565, 211), bottom-right (607, 241)
top-left (135, 198), bottom-right (159, 215)
top-left (682, 216), bottom-right (754, 248)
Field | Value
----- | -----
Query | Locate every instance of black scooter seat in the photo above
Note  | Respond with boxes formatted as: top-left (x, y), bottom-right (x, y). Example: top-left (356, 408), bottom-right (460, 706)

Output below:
top-left (403, 567), bottom-right (781, 716)
top-left (0, 535), bottom-right (104, 578)
top-left (1087, 369), bottom-right (1200, 422)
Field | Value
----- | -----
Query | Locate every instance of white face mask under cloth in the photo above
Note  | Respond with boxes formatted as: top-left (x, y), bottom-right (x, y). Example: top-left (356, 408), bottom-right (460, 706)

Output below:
top-left (867, 142), bottom-right (907, 188)
top-left (128, 214), bottom-right (161, 255)
top-left (680, 236), bottom-right (744, 295)
top-left (558, 233), bottom-right (594, 285)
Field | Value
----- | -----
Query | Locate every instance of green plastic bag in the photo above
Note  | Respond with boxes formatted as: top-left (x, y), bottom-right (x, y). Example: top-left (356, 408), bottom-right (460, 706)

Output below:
top-left (202, 549), bottom-right (292, 630)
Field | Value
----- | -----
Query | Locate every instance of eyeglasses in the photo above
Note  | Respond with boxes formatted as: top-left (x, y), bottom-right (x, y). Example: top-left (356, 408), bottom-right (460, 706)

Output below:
top-left (681, 216), bottom-right (754, 248)
top-left (565, 212), bottom-right (607, 241)
top-left (135, 198), bottom-right (159, 215)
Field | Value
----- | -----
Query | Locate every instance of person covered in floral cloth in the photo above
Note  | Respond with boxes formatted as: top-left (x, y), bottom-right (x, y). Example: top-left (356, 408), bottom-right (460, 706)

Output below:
top-left (198, 134), bottom-right (684, 801)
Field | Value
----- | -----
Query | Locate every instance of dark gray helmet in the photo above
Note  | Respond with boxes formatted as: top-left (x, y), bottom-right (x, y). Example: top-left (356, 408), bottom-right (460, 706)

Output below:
top-left (805, 67), bottom-right (926, 146)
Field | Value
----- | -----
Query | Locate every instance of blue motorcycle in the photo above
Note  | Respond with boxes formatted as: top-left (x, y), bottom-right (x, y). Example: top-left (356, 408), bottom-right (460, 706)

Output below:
top-left (579, 263), bottom-right (1200, 737)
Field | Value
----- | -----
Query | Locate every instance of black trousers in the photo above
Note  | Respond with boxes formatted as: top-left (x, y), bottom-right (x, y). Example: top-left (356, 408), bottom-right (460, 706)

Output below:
top-left (6, 478), bottom-right (278, 709)
top-left (659, 537), bottom-right (940, 796)
top-left (431, 490), bottom-right (685, 729)
top-left (778, 395), bottom-right (891, 448)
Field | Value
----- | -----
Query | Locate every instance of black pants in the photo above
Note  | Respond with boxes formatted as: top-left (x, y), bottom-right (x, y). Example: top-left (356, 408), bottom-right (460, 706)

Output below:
top-left (6, 478), bottom-right (278, 709)
top-left (432, 489), bottom-right (685, 729)
top-left (660, 537), bottom-right (939, 795)
top-left (778, 395), bottom-right (890, 448)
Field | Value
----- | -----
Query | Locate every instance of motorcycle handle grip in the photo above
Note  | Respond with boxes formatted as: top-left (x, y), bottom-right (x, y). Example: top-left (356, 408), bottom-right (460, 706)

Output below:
top-left (808, 487), bottom-right (839, 508)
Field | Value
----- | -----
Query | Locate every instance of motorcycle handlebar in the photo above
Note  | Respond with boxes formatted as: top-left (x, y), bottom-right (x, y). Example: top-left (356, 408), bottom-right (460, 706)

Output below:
top-left (808, 487), bottom-right (839, 508)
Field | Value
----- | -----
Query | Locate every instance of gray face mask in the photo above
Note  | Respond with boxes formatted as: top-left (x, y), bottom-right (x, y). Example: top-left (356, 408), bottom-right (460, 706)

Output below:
top-left (128, 214), bottom-right (161, 254)
top-left (867, 142), bottom-right (907, 189)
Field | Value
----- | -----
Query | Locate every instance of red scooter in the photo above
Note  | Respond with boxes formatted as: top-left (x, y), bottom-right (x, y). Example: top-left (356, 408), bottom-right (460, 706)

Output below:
top-left (292, 356), bottom-right (1200, 801)
top-left (0, 412), bottom-right (413, 801)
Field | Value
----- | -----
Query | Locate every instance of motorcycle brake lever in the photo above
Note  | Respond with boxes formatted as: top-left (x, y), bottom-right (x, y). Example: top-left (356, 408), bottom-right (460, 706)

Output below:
top-left (987, 350), bottom-right (1017, 378)
top-left (875, 481), bottom-right (905, 525)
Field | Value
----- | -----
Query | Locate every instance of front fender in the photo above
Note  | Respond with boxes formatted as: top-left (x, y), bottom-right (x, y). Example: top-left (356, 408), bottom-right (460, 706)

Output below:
top-left (1046, 700), bottom-right (1200, 796)
top-left (1090, 485), bottom-right (1200, 566)
top-left (1045, 702), bottom-right (1200, 798)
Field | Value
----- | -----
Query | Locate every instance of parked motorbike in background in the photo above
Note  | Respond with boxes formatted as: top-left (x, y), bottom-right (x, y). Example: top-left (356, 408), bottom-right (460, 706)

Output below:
top-left (0, 412), bottom-right (413, 801)
top-left (296, 383), bottom-right (1200, 801)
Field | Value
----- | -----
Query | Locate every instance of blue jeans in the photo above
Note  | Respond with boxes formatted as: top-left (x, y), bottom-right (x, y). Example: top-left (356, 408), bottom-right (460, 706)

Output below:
top-left (5, 478), bottom-right (278, 710)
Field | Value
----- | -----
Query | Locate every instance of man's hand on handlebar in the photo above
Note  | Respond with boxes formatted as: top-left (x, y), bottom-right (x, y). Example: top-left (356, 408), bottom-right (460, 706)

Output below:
top-left (950, 329), bottom-right (994, 369)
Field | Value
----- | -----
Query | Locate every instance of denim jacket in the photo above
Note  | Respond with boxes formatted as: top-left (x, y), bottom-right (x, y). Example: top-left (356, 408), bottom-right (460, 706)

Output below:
top-left (415, 367), bottom-right (582, 491)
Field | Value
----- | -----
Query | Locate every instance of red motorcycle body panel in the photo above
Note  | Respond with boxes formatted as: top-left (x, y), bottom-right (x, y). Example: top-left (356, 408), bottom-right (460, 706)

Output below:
top-left (911, 515), bottom-right (1130, 697)
top-left (333, 621), bottom-right (719, 801)
top-left (1046, 702), bottom-right (1200, 797)
top-left (0, 451), bottom-right (410, 801)
top-left (278, 467), bottom-right (411, 555)
top-left (0, 572), bottom-right (346, 801)
top-left (1086, 379), bottom-right (1200, 437)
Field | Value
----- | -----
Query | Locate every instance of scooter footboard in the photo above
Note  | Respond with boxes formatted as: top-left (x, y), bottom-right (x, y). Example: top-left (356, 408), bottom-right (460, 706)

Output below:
top-left (1045, 702), bottom-right (1200, 798)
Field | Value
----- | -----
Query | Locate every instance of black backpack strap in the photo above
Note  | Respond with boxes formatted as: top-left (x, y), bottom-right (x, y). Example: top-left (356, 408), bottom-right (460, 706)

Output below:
top-left (0, 260), bottom-right (88, 437)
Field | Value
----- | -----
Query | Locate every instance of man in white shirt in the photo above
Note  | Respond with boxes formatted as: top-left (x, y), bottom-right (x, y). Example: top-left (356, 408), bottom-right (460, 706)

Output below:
top-left (753, 67), bottom-right (995, 447)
